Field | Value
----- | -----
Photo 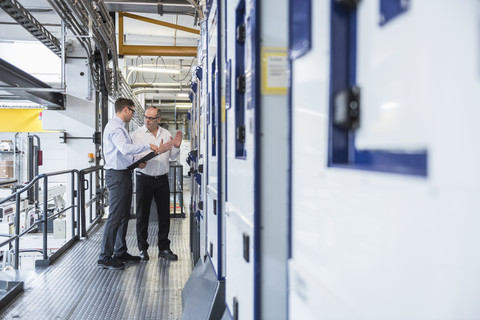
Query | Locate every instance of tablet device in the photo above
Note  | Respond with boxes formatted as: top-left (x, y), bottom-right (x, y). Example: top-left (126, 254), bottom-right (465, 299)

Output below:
top-left (127, 151), bottom-right (158, 171)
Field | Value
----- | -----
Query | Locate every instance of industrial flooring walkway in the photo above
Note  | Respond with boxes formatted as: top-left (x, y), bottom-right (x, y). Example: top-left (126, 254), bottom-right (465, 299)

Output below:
top-left (0, 213), bottom-right (193, 319)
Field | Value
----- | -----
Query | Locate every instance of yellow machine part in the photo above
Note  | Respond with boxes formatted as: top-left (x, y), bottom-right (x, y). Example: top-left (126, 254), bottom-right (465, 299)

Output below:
top-left (0, 108), bottom-right (54, 132)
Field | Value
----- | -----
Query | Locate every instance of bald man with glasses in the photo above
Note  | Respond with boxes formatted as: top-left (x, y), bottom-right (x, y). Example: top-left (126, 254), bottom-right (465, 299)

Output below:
top-left (132, 106), bottom-right (182, 261)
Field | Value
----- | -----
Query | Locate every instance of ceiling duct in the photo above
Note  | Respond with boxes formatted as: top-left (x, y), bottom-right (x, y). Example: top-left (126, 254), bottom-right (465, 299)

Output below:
top-left (103, 0), bottom-right (197, 17)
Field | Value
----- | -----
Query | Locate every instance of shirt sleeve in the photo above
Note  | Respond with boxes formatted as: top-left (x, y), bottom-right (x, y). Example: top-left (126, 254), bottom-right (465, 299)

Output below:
top-left (167, 131), bottom-right (180, 160)
top-left (111, 127), bottom-right (149, 156)
top-left (169, 146), bottom-right (180, 160)
top-left (131, 129), bottom-right (151, 161)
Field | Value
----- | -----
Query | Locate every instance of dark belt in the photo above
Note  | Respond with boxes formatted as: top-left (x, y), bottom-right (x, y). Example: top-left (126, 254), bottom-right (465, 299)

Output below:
top-left (136, 171), bottom-right (167, 179)
top-left (106, 169), bottom-right (130, 172)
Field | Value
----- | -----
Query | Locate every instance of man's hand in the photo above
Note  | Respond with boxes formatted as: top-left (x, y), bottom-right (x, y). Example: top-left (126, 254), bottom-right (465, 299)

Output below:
top-left (149, 144), bottom-right (159, 153)
top-left (158, 138), bottom-right (173, 154)
top-left (138, 161), bottom-right (147, 169)
top-left (172, 131), bottom-right (183, 148)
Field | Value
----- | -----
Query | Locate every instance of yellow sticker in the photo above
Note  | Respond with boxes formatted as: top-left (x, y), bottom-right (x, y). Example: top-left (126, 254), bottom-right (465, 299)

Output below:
top-left (221, 96), bottom-right (226, 123)
top-left (261, 47), bottom-right (288, 95)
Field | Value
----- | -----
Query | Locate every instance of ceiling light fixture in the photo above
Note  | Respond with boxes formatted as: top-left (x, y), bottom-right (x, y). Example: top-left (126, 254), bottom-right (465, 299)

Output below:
top-left (137, 64), bottom-right (190, 69)
top-left (150, 83), bottom-right (187, 86)
top-left (128, 66), bottom-right (180, 74)
top-left (176, 103), bottom-right (192, 109)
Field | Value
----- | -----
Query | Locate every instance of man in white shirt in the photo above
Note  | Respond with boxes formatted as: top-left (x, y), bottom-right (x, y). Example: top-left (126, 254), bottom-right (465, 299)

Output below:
top-left (98, 98), bottom-right (159, 270)
top-left (132, 106), bottom-right (182, 261)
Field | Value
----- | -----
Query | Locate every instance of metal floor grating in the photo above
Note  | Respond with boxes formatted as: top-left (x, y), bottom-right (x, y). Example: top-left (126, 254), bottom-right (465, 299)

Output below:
top-left (0, 212), bottom-right (193, 320)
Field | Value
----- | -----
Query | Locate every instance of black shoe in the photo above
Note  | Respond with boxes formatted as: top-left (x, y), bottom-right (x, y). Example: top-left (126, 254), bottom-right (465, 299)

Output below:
top-left (139, 250), bottom-right (149, 261)
top-left (97, 257), bottom-right (126, 270)
top-left (158, 249), bottom-right (178, 261)
top-left (114, 252), bottom-right (141, 262)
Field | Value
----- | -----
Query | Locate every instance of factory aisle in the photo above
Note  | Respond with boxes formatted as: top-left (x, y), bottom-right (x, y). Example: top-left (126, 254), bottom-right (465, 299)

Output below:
top-left (0, 205), bottom-right (192, 319)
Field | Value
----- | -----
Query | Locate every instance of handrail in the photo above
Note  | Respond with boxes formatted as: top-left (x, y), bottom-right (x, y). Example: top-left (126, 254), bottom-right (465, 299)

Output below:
top-left (0, 165), bottom-right (106, 269)
top-left (78, 165), bottom-right (104, 237)
top-left (0, 174), bottom-right (46, 205)
top-left (81, 165), bottom-right (103, 174)
top-left (0, 169), bottom-right (78, 205)
top-left (0, 205), bottom-right (74, 248)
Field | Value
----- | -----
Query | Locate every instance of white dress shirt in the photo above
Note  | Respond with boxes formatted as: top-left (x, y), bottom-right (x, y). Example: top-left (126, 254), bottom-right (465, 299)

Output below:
top-left (103, 116), bottom-right (150, 170)
top-left (131, 125), bottom-right (180, 176)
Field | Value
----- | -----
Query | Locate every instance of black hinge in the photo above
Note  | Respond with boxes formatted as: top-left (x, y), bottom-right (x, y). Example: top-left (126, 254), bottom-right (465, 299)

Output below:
top-left (243, 232), bottom-right (250, 263)
top-left (213, 199), bottom-right (217, 215)
top-left (236, 74), bottom-right (246, 93)
top-left (59, 132), bottom-right (67, 144)
top-left (236, 125), bottom-right (245, 143)
top-left (334, 0), bottom-right (361, 10)
top-left (236, 23), bottom-right (246, 44)
top-left (333, 86), bottom-right (360, 130)
top-left (233, 297), bottom-right (239, 320)
top-left (93, 132), bottom-right (101, 144)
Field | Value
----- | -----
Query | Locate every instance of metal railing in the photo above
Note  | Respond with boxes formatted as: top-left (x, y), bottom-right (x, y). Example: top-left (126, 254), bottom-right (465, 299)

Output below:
top-left (78, 165), bottom-right (106, 236)
top-left (0, 165), bottom-right (106, 269)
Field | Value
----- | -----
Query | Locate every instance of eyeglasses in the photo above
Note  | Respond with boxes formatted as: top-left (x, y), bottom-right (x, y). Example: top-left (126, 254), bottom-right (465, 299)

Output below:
top-left (144, 115), bottom-right (159, 121)
top-left (127, 107), bottom-right (135, 114)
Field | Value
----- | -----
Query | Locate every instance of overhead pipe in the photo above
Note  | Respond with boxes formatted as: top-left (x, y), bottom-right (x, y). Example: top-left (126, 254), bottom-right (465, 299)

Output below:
top-left (61, 21), bottom-right (66, 90)
top-left (120, 45), bottom-right (197, 57)
top-left (186, 0), bottom-right (204, 20)
top-left (47, 0), bottom-right (93, 55)
top-left (132, 88), bottom-right (187, 95)
top-left (103, 0), bottom-right (197, 17)
top-left (130, 83), bottom-right (188, 89)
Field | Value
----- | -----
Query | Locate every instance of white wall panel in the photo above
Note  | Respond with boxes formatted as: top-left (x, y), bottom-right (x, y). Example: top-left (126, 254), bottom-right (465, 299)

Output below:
top-left (224, 0), bottom-right (255, 317)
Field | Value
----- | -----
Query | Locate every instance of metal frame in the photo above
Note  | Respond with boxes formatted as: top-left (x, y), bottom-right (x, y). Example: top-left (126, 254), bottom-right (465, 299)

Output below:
top-left (0, 0), bottom-right (61, 56)
top-left (118, 12), bottom-right (198, 57)
top-left (0, 58), bottom-right (65, 109)
top-left (169, 164), bottom-right (186, 218)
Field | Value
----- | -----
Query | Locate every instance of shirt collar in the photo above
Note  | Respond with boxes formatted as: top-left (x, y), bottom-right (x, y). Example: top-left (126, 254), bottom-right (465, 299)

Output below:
top-left (143, 124), bottom-right (161, 135)
top-left (113, 115), bottom-right (125, 124)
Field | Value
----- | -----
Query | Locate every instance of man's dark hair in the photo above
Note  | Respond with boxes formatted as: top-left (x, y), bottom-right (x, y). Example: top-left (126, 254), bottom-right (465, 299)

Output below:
top-left (115, 98), bottom-right (134, 113)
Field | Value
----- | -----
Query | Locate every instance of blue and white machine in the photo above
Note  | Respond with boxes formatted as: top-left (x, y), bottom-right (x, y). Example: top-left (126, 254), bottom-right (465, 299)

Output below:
top-left (185, 0), bottom-right (480, 319)
top-left (184, 0), bottom-right (290, 319)
top-left (289, 0), bottom-right (480, 319)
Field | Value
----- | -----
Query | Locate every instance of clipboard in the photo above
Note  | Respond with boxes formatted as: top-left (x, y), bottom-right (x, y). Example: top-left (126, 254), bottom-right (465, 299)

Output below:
top-left (127, 151), bottom-right (158, 171)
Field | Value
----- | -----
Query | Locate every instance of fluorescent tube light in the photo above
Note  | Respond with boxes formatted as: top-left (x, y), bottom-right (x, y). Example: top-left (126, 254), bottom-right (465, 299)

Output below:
top-left (176, 103), bottom-right (192, 108)
top-left (128, 66), bottom-right (180, 74)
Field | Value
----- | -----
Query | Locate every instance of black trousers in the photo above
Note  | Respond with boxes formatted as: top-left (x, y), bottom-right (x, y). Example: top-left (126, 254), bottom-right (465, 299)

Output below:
top-left (136, 174), bottom-right (171, 251)
top-left (99, 169), bottom-right (132, 260)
